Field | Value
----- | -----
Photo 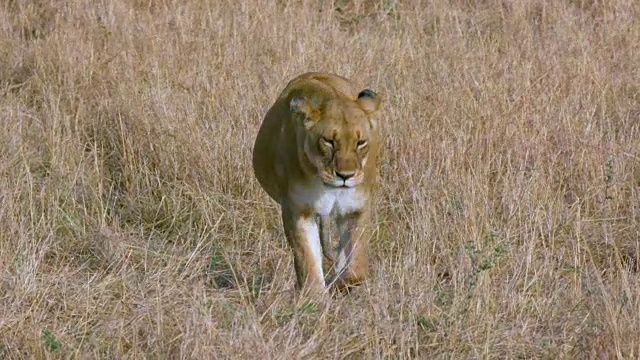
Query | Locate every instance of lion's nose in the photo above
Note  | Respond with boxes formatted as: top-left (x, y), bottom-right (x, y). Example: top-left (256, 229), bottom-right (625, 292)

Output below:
top-left (336, 171), bottom-right (355, 181)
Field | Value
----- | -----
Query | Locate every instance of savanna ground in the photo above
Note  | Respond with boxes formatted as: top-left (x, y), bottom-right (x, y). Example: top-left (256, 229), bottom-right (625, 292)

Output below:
top-left (1, 0), bottom-right (639, 358)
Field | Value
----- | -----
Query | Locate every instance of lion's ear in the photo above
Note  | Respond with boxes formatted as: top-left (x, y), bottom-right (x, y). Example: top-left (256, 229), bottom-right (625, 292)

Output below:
top-left (357, 89), bottom-right (381, 115)
top-left (357, 89), bottom-right (381, 129)
top-left (290, 96), bottom-right (320, 129)
top-left (289, 96), bottom-right (306, 113)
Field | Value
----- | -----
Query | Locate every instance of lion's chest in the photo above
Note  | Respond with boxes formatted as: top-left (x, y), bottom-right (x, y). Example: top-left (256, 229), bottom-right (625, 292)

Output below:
top-left (289, 183), bottom-right (366, 216)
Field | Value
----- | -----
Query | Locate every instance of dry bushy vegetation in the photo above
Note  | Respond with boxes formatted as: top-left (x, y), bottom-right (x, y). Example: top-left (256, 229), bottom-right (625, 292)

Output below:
top-left (1, 0), bottom-right (639, 358)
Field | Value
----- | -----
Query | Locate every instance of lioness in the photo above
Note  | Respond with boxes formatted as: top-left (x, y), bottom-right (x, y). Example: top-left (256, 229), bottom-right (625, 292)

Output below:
top-left (252, 72), bottom-right (382, 292)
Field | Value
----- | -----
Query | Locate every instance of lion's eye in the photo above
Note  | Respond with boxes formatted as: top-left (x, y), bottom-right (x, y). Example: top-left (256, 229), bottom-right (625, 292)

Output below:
top-left (357, 140), bottom-right (368, 149)
top-left (321, 138), bottom-right (334, 148)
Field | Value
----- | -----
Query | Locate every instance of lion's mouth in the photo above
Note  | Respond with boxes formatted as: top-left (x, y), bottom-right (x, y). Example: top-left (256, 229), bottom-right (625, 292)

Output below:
top-left (323, 178), bottom-right (359, 188)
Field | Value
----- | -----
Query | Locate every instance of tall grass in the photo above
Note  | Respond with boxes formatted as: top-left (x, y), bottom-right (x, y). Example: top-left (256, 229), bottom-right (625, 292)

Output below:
top-left (1, 0), bottom-right (638, 358)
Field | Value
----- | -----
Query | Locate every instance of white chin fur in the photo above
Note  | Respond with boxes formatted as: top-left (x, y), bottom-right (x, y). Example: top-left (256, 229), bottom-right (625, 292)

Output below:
top-left (324, 179), bottom-right (345, 187)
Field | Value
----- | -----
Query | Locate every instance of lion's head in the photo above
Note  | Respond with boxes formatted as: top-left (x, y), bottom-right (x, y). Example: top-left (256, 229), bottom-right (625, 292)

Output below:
top-left (289, 89), bottom-right (381, 188)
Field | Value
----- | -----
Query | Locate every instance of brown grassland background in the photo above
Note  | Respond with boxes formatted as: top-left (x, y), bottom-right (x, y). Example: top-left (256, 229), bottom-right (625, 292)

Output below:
top-left (1, 0), bottom-right (639, 358)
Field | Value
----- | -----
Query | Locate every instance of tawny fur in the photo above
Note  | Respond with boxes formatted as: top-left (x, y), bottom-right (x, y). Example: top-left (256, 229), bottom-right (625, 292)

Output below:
top-left (252, 72), bottom-right (382, 292)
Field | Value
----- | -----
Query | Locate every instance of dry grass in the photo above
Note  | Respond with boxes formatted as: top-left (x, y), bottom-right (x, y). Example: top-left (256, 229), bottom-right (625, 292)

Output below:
top-left (1, 0), bottom-right (639, 358)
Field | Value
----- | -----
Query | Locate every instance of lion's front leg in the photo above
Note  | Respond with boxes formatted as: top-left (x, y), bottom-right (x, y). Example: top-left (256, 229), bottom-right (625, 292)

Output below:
top-left (281, 204), bottom-right (325, 292)
top-left (329, 210), bottom-right (371, 289)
